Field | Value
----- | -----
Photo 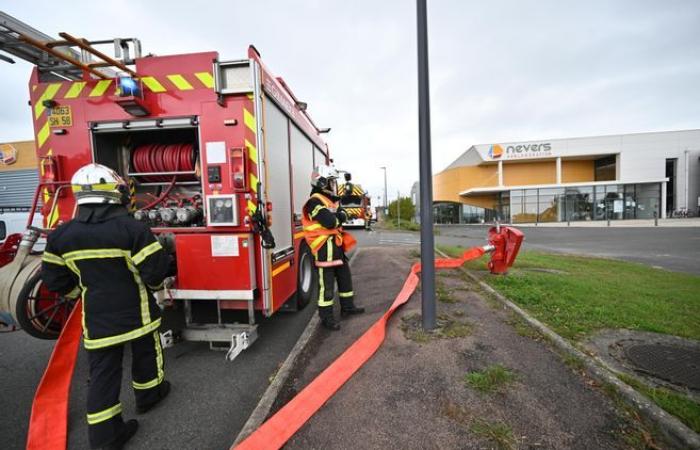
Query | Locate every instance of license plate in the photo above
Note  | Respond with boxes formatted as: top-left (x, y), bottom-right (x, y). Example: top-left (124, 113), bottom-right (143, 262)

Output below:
top-left (48, 106), bottom-right (72, 127)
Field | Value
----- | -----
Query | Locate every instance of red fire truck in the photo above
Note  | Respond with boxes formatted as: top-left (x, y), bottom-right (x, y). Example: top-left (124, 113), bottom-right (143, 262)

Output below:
top-left (337, 178), bottom-right (373, 229)
top-left (0, 17), bottom-right (327, 359)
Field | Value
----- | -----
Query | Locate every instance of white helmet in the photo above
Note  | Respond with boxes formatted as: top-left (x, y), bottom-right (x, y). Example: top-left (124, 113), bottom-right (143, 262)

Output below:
top-left (311, 164), bottom-right (339, 196)
top-left (71, 163), bottom-right (129, 205)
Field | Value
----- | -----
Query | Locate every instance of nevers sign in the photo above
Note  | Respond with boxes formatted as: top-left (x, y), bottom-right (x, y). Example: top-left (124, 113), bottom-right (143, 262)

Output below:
top-left (489, 142), bottom-right (552, 160)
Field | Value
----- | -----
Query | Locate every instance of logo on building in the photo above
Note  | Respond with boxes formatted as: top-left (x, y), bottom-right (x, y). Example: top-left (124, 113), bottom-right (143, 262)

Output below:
top-left (0, 144), bottom-right (17, 165)
top-left (488, 144), bottom-right (503, 159)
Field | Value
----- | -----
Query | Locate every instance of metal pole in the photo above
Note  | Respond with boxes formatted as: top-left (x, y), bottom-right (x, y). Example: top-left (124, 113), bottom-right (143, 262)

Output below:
top-left (381, 166), bottom-right (388, 214)
top-left (397, 190), bottom-right (401, 230)
top-left (417, 0), bottom-right (436, 331)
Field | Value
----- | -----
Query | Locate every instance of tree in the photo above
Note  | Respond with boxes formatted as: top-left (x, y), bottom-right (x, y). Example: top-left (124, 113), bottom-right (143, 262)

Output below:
top-left (387, 196), bottom-right (416, 221)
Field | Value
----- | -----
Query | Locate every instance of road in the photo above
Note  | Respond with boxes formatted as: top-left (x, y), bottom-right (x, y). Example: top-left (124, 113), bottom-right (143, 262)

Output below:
top-left (1, 225), bottom-right (696, 449)
top-left (0, 293), bottom-right (315, 449)
top-left (356, 225), bottom-right (700, 275)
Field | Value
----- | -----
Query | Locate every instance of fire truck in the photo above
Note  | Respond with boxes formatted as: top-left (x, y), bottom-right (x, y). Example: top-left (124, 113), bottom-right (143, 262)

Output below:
top-left (337, 176), bottom-right (372, 229)
top-left (0, 13), bottom-right (328, 359)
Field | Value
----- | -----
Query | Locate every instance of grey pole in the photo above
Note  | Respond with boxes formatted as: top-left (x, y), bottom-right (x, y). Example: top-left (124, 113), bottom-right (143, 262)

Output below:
top-left (381, 166), bottom-right (388, 214)
top-left (417, 0), bottom-right (436, 331)
top-left (397, 190), bottom-right (401, 230)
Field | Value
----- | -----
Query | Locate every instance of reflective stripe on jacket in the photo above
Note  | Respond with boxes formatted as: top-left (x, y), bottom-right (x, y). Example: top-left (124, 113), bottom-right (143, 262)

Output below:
top-left (302, 193), bottom-right (343, 264)
top-left (41, 206), bottom-right (171, 349)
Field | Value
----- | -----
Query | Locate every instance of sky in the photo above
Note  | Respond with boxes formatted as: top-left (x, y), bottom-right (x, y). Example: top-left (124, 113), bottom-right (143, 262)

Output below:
top-left (1, 0), bottom-right (700, 205)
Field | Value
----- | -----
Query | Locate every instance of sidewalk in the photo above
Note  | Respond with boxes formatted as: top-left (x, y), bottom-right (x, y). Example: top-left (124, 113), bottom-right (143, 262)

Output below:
top-left (271, 247), bottom-right (649, 449)
top-left (439, 217), bottom-right (700, 228)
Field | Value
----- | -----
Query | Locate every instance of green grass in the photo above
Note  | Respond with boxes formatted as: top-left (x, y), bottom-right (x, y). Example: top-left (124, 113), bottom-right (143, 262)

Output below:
top-left (437, 246), bottom-right (700, 341)
top-left (618, 374), bottom-right (700, 433)
top-left (469, 418), bottom-right (517, 450)
top-left (436, 283), bottom-right (458, 303)
top-left (465, 365), bottom-right (518, 393)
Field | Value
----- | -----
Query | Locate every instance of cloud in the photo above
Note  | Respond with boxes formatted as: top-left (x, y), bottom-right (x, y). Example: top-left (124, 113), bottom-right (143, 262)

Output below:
top-left (1, 0), bottom-right (699, 201)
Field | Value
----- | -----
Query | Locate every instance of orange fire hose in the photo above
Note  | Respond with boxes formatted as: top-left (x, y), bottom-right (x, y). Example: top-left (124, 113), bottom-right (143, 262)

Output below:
top-left (233, 246), bottom-right (487, 450)
top-left (25, 247), bottom-right (487, 450)
top-left (26, 300), bottom-right (83, 450)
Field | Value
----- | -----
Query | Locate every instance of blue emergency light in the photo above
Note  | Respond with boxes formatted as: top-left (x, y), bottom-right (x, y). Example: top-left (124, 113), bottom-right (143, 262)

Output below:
top-left (118, 76), bottom-right (142, 97)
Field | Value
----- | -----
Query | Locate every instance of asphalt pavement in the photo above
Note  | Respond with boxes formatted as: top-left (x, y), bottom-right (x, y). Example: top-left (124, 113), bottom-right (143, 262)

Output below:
top-left (0, 294), bottom-right (315, 449)
top-left (1, 226), bottom-right (695, 449)
top-left (356, 225), bottom-right (700, 274)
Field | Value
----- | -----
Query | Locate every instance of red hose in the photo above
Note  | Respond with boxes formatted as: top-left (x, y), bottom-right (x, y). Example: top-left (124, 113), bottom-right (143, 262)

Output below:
top-left (132, 143), bottom-right (196, 182)
top-left (137, 176), bottom-right (177, 211)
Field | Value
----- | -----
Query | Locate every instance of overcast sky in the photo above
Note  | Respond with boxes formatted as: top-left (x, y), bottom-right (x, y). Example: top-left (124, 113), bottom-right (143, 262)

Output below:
top-left (1, 1), bottom-right (699, 204)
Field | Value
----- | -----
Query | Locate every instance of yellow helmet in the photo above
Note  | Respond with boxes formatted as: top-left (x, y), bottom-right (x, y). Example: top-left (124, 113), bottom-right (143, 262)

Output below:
top-left (71, 163), bottom-right (129, 205)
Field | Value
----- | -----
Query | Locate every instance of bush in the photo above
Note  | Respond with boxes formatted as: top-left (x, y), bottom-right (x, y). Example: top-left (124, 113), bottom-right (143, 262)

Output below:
top-left (387, 196), bottom-right (415, 222)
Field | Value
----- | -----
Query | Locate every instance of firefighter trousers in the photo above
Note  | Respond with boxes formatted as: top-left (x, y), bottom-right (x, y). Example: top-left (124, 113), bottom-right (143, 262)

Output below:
top-left (317, 258), bottom-right (355, 311)
top-left (86, 330), bottom-right (164, 448)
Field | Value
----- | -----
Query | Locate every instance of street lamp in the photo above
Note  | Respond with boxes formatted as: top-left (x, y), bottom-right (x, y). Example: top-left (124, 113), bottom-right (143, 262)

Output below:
top-left (380, 166), bottom-right (388, 215)
top-left (417, 0), bottom-right (436, 331)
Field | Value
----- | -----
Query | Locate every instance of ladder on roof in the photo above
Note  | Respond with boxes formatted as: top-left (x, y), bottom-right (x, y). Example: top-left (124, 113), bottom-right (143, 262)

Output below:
top-left (0, 10), bottom-right (141, 81)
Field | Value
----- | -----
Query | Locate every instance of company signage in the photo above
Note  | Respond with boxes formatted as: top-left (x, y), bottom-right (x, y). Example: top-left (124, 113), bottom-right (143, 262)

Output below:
top-left (488, 142), bottom-right (553, 160)
top-left (0, 143), bottom-right (17, 165)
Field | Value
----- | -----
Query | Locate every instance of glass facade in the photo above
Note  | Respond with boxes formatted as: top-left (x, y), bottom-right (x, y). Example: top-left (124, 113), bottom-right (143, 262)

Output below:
top-left (508, 183), bottom-right (661, 223)
top-left (433, 202), bottom-right (499, 224)
top-left (434, 182), bottom-right (661, 224)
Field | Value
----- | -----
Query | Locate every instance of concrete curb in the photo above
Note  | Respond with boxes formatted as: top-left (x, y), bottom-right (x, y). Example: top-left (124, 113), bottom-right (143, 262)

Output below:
top-left (435, 248), bottom-right (700, 449)
top-left (232, 248), bottom-right (363, 446)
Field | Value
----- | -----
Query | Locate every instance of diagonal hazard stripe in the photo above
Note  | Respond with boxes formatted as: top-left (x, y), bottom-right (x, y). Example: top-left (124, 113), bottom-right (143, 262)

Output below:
top-left (243, 109), bottom-right (256, 132)
top-left (245, 139), bottom-right (258, 164)
top-left (36, 122), bottom-right (51, 148)
top-left (167, 74), bottom-right (193, 90)
top-left (89, 80), bottom-right (112, 97)
top-left (250, 173), bottom-right (258, 192)
top-left (64, 82), bottom-right (86, 99)
top-left (194, 72), bottom-right (214, 88)
top-left (34, 83), bottom-right (62, 117)
top-left (142, 76), bottom-right (166, 93)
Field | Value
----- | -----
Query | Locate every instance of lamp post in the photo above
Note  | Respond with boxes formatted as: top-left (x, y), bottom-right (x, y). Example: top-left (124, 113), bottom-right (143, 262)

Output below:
top-left (417, 0), bottom-right (436, 331)
top-left (380, 166), bottom-right (388, 216)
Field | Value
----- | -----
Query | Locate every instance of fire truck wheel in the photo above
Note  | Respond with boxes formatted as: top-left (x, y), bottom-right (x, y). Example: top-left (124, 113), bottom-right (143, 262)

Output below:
top-left (15, 271), bottom-right (77, 340)
top-left (295, 243), bottom-right (316, 310)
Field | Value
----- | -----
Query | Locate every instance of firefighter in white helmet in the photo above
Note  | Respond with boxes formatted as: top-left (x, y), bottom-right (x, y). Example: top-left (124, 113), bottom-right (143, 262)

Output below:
top-left (41, 163), bottom-right (172, 449)
top-left (302, 165), bottom-right (365, 330)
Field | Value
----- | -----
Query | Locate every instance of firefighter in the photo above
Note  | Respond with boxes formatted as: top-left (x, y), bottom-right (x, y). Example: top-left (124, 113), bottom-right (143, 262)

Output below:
top-left (302, 165), bottom-right (365, 330)
top-left (41, 163), bottom-right (172, 450)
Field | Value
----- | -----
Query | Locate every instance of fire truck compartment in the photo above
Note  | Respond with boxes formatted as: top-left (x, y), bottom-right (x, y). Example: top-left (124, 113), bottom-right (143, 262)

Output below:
top-left (91, 120), bottom-right (206, 228)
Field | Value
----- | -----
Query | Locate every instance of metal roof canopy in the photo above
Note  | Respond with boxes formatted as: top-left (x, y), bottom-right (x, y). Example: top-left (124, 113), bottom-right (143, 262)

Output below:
top-left (0, 10), bottom-right (139, 81)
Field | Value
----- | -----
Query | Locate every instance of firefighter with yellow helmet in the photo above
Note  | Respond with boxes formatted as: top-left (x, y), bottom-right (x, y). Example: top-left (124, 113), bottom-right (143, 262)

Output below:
top-left (41, 163), bottom-right (171, 449)
top-left (302, 165), bottom-right (365, 330)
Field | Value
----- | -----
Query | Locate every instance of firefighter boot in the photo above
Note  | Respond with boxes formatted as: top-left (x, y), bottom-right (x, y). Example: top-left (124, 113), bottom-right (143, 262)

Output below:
top-left (102, 419), bottom-right (138, 450)
top-left (340, 299), bottom-right (365, 317)
top-left (319, 306), bottom-right (340, 331)
top-left (136, 380), bottom-right (171, 414)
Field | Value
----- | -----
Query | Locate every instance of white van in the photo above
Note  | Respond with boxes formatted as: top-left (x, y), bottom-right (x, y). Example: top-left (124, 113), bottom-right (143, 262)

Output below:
top-left (0, 210), bottom-right (44, 249)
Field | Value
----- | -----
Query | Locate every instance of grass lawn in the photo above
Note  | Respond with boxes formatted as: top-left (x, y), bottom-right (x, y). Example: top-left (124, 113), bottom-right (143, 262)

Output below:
top-left (439, 246), bottom-right (700, 433)
top-left (438, 246), bottom-right (700, 341)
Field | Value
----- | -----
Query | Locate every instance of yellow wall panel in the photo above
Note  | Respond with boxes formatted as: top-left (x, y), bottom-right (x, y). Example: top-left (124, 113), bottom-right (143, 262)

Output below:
top-left (562, 159), bottom-right (594, 183)
top-left (0, 141), bottom-right (38, 172)
top-left (503, 161), bottom-right (555, 186)
top-left (433, 166), bottom-right (499, 203)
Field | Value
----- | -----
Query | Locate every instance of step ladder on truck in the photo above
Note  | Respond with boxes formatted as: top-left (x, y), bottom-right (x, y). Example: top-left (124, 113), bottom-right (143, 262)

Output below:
top-left (0, 11), bottom-right (329, 360)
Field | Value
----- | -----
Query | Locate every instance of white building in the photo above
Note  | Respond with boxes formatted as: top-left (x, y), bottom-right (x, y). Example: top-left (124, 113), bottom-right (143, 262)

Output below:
top-left (433, 129), bottom-right (700, 223)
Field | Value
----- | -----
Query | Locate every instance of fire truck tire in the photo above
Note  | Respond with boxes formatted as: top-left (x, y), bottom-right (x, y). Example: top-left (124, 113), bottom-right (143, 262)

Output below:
top-left (15, 270), bottom-right (76, 340)
top-left (295, 243), bottom-right (316, 310)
